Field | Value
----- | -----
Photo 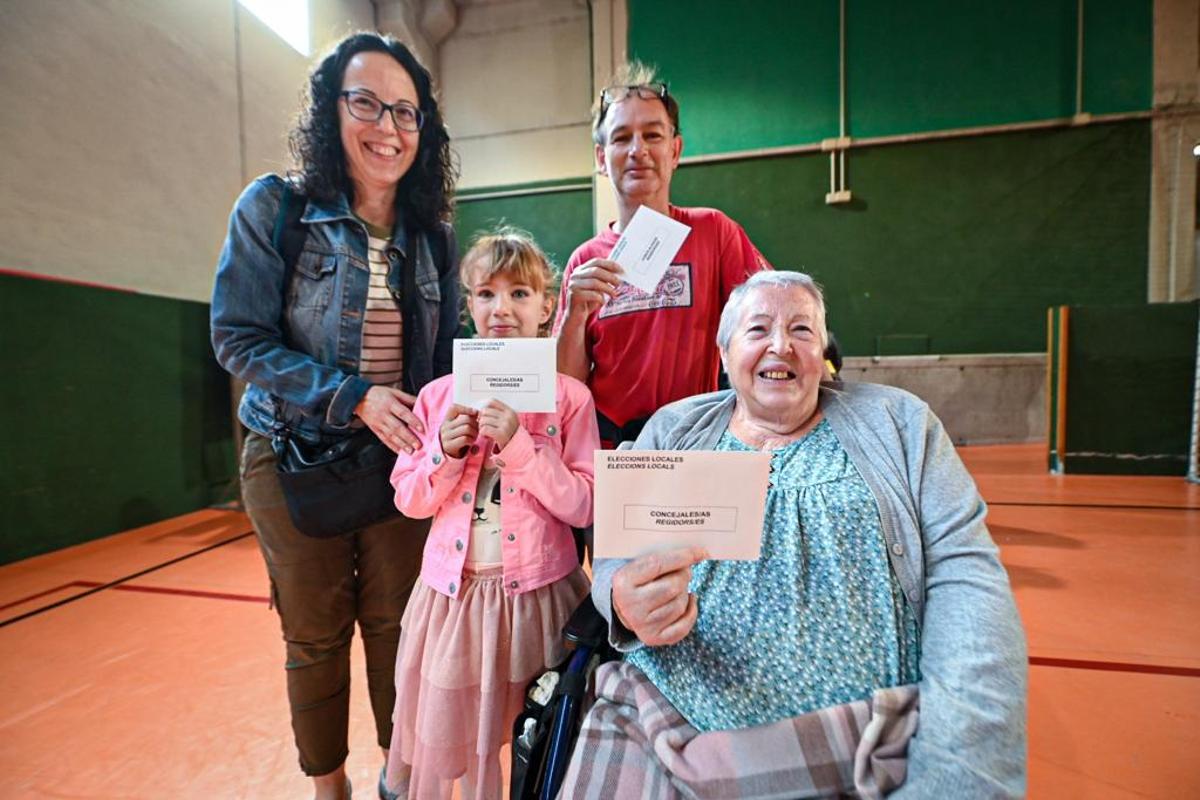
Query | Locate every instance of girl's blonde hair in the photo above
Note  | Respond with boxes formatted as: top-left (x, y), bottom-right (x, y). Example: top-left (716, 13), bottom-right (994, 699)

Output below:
top-left (460, 226), bottom-right (559, 334)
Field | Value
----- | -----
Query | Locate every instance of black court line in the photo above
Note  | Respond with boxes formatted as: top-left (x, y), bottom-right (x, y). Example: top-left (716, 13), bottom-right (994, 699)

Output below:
top-left (0, 530), bottom-right (255, 628)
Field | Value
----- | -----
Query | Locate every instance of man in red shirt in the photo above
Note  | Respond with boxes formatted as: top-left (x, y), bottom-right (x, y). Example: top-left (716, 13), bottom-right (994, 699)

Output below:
top-left (553, 62), bottom-right (771, 447)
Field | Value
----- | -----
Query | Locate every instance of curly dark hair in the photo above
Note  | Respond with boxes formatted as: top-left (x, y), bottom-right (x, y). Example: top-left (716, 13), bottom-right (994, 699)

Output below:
top-left (288, 32), bottom-right (456, 230)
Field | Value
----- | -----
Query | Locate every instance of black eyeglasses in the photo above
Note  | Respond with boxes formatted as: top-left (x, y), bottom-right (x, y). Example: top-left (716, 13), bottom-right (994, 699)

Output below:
top-left (340, 90), bottom-right (424, 132)
top-left (598, 82), bottom-right (670, 119)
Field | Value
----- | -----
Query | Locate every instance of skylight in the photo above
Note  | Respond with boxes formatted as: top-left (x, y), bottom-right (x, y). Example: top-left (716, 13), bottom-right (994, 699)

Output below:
top-left (238, 0), bottom-right (310, 56)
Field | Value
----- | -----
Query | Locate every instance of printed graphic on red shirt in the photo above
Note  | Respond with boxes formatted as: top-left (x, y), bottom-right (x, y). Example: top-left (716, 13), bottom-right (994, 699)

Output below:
top-left (598, 263), bottom-right (693, 320)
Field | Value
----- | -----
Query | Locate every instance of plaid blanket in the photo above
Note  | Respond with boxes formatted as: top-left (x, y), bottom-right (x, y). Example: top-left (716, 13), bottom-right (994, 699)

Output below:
top-left (557, 662), bottom-right (919, 800)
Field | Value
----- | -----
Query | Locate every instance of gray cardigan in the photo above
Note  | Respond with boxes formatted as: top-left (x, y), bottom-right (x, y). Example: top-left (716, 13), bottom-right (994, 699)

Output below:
top-left (592, 382), bottom-right (1027, 798)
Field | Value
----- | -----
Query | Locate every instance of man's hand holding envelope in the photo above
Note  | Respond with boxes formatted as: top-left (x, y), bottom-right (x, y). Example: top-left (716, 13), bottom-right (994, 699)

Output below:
top-left (561, 205), bottom-right (693, 321)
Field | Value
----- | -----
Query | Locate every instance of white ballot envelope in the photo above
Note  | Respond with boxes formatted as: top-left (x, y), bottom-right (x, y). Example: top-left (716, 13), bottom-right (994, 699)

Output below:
top-left (452, 338), bottom-right (557, 412)
top-left (607, 205), bottom-right (691, 295)
top-left (593, 450), bottom-right (770, 560)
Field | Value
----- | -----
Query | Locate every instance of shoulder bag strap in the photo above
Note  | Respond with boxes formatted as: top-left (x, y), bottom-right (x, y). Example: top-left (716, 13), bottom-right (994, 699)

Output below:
top-left (269, 181), bottom-right (308, 436)
top-left (271, 182), bottom-right (308, 283)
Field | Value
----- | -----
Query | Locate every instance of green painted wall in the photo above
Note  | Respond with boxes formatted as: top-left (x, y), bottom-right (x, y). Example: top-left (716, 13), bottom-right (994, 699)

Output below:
top-left (630, 1), bottom-right (841, 153)
top-left (619, 0), bottom-right (1154, 355)
top-left (672, 120), bottom-right (1150, 355)
top-left (628, 0), bottom-right (1151, 153)
top-left (847, 0), bottom-right (1150, 136)
top-left (1, 274), bottom-right (236, 564)
top-left (1061, 302), bottom-right (1197, 475)
top-left (1080, 1), bottom-right (1153, 115)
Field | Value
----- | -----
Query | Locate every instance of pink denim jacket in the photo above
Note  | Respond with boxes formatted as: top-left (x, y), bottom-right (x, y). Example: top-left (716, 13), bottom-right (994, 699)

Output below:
top-left (390, 372), bottom-right (599, 599)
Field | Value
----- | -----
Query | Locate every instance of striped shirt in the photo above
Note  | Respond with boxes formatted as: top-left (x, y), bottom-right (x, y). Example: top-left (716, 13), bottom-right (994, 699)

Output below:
top-left (360, 233), bottom-right (403, 386)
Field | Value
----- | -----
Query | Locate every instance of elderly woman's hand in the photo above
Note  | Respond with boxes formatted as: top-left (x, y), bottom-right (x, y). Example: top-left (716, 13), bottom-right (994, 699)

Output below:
top-left (355, 385), bottom-right (425, 454)
top-left (612, 546), bottom-right (709, 646)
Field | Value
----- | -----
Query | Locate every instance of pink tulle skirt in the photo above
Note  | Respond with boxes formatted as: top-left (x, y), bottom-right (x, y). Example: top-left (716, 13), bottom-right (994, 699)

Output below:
top-left (385, 565), bottom-right (590, 799)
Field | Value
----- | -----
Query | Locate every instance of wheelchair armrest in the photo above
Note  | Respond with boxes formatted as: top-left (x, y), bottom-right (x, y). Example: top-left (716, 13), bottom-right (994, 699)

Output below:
top-left (563, 594), bottom-right (608, 649)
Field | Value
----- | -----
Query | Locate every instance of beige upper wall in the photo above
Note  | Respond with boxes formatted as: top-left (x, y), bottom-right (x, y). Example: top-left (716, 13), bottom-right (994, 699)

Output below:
top-left (238, 2), bottom-right (376, 184)
top-left (237, 10), bottom-right (309, 184)
top-left (440, 0), bottom-right (593, 190)
top-left (0, 0), bottom-right (373, 303)
top-left (0, 0), bottom-right (597, 301)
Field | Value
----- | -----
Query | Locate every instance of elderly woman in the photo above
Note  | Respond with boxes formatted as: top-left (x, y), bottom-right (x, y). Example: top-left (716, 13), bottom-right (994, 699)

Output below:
top-left (560, 271), bottom-right (1027, 799)
top-left (210, 33), bottom-right (457, 800)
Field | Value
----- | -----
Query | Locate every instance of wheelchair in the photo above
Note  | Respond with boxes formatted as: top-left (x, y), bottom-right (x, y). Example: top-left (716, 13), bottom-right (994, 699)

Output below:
top-left (509, 593), bottom-right (616, 800)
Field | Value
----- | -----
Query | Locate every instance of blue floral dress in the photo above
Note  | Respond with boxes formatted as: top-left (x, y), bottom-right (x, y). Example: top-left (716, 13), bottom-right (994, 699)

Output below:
top-left (626, 419), bottom-right (922, 732)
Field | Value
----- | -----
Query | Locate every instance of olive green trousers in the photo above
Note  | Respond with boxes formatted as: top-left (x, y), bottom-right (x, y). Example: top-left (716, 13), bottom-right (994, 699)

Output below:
top-left (241, 432), bottom-right (428, 776)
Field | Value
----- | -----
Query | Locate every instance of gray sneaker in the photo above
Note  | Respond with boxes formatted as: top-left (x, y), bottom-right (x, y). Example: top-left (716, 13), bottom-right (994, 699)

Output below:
top-left (378, 767), bottom-right (401, 800)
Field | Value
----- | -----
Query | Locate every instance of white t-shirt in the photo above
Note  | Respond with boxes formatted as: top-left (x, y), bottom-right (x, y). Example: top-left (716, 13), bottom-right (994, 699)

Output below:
top-left (466, 462), bottom-right (503, 566)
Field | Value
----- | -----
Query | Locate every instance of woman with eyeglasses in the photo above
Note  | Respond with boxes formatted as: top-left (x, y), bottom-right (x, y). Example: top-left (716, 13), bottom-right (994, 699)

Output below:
top-left (211, 32), bottom-right (459, 800)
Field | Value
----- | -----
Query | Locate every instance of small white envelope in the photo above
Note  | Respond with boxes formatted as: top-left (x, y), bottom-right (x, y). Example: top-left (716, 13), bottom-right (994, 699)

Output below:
top-left (593, 450), bottom-right (770, 560)
top-left (608, 205), bottom-right (691, 295)
top-left (452, 338), bottom-right (557, 412)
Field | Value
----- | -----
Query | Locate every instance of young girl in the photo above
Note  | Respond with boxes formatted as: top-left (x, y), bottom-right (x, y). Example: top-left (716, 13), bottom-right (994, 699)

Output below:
top-left (384, 229), bottom-right (599, 800)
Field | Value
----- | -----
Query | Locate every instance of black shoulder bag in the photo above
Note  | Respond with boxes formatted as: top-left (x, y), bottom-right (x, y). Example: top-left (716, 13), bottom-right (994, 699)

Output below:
top-left (269, 184), bottom-right (401, 538)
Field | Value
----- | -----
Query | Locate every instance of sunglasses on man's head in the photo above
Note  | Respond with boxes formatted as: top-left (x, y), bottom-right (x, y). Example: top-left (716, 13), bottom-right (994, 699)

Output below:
top-left (598, 82), bottom-right (670, 118)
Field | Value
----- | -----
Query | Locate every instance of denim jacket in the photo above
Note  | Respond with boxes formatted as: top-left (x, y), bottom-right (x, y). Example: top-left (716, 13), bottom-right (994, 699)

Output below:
top-left (210, 174), bottom-right (460, 443)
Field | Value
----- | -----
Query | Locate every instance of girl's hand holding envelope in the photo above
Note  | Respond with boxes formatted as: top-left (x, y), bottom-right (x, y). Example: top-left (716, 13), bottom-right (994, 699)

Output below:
top-left (439, 404), bottom-right (478, 459)
top-left (477, 399), bottom-right (520, 450)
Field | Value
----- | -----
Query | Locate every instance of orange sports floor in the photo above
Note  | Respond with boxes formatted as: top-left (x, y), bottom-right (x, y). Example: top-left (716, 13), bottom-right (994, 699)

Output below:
top-left (2, 443), bottom-right (1198, 799)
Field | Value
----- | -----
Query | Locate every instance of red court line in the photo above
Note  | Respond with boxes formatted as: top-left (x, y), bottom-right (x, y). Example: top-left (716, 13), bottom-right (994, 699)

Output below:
top-left (74, 580), bottom-right (269, 604)
top-left (1029, 655), bottom-right (1200, 678)
top-left (0, 582), bottom-right (80, 612)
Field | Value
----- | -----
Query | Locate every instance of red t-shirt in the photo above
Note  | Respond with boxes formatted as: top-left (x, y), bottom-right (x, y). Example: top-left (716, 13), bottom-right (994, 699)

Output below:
top-left (552, 205), bottom-right (771, 429)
